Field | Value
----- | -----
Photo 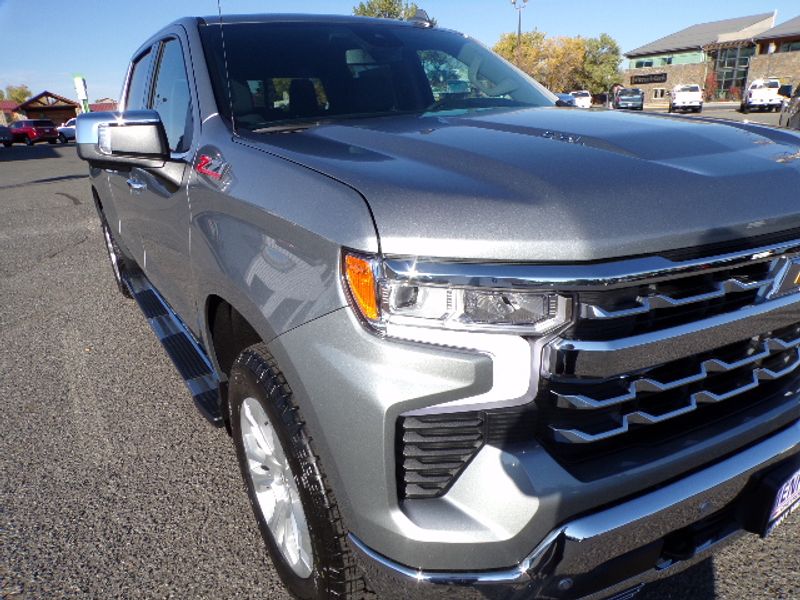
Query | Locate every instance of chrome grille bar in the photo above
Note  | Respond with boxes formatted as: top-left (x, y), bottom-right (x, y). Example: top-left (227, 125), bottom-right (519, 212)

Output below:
top-left (579, 276), bottom-right (774, 320)
top-left (544, 291), bottom-right (800, 379)
top-left (554, 339), bottom-right (779, 410)
top-left (551, 348), bottom-right (800, 444)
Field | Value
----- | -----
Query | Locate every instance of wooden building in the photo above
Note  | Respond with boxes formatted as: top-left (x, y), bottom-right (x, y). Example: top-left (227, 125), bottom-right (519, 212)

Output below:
top-left (16, 91), bottom-right (80, 125)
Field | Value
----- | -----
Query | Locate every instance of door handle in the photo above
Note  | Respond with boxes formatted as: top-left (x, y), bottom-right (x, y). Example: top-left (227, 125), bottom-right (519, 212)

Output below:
top-left (126, 177), bottom-right (146, 192)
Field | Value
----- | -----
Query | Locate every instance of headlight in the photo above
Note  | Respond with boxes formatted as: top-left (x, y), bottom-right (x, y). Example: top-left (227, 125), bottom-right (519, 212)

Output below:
top-left (343, 252), bottom-right (572, 335)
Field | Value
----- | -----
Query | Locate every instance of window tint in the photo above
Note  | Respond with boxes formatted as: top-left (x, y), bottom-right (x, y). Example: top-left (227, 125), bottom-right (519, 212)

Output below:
top-left (126, 49), bottom-right (152, 110)
top-left (150, 38), bottom-right (192, 152)
top-left (200, 22), bottom-right (554, 132)
top-left (32, 120), bottom-right (55, 126)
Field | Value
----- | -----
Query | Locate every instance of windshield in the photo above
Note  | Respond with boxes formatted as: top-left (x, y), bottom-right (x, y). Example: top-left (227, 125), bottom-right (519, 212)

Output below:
top-left (618, 88), bottom-right (642, 96)
top-left (677, 85), bottom-right (700, 92)
top-left (571, 91), bottom-right (590, 97)
top-left (199, 20), bottom-right (555, 132)
top-left (32, 120), bottom-right (55, 126)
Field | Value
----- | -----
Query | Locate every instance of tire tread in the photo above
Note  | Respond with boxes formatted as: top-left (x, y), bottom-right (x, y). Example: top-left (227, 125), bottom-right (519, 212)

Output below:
top-left (234, 345), bottom-right (375, 599)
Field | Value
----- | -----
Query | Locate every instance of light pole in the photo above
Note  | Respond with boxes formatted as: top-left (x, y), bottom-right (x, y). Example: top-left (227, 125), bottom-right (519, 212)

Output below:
top-left (511, 0), bottom-right (529, 62)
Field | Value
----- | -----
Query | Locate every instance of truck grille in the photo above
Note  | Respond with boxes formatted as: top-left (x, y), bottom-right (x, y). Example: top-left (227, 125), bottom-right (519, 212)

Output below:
top-left (547, 324), bottom-right (800, 444)
top-left (396, 239), bottom-right (800, 498)
top-left (541, 244), bottom-right (800, 462)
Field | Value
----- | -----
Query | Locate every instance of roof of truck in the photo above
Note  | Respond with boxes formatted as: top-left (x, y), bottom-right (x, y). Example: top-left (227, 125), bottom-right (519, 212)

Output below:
top-left (197, 13), bottom-right (421, 27)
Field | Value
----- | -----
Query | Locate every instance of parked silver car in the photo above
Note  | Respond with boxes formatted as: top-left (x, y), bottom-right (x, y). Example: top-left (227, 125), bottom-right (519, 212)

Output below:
top-left (57, 118), bottom-right (76, 143)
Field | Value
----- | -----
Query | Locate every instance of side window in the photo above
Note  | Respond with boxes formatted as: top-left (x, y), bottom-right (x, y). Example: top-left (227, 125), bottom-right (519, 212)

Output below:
top-left (126, 50), bottom-right (152, 111)
top-left (150, 38), bottom-right (192, 153)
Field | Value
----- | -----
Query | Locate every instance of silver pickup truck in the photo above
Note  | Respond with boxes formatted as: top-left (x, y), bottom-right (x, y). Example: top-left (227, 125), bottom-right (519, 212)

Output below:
top-left (76, 13), bottom-right (800, 600)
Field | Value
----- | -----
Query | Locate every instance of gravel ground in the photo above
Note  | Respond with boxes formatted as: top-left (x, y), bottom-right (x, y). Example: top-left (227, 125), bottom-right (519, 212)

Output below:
top-left (0, 144), bottom-right (798, 600)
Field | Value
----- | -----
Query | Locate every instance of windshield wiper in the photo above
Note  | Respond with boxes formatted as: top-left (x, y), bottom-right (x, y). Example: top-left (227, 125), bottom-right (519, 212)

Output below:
top-left (251, 109), bottom-right (432, 134)
top-left (251, 120), bottom-right (324, 134)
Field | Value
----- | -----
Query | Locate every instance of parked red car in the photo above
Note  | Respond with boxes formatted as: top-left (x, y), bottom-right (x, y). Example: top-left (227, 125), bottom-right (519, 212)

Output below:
top-left (8, 119), bottom-right (59, 145)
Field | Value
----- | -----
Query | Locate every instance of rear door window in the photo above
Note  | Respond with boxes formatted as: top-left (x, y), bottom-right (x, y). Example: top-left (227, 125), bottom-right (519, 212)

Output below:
top-left (149, 38), bottom-right (193, 152)
top-left (126, 49), bottom-right (153, 110)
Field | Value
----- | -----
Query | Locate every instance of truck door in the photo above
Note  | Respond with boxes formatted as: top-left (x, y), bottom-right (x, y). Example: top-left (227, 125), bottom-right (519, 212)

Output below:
top-left (106, 47), bottom-right (155, 267)
top-left (126, 34), bottom-right (196, 320)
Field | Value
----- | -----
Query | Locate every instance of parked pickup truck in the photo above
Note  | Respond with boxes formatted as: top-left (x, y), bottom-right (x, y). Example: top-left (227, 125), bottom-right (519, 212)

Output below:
top-left (742, 78), bottom-right (784, 113)
top-left (76, 14), bottom-right (800, 600)
top-left (668, 84), bottom-right (703, 113)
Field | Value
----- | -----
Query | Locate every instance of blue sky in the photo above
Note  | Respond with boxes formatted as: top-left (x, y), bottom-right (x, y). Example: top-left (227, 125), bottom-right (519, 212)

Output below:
top-left (0, 1), bottom-right (798, 103)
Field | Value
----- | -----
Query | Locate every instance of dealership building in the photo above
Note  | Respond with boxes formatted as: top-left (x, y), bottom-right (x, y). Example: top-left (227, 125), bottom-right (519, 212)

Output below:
top-left (623, 11), bottom-right (800, 106)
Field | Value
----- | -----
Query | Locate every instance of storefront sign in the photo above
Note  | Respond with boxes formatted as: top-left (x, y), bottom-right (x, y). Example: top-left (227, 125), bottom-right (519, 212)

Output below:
top-left (631, 73), bottom-right (668, 85)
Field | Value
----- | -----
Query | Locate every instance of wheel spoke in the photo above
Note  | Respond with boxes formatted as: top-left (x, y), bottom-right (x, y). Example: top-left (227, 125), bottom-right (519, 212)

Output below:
top-left (250, 467), bottom-right (275, 489)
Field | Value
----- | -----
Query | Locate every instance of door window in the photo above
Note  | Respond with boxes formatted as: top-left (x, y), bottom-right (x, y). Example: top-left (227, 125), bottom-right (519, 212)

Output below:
top-left (126, 49), bottom-right (152, 110)
top-left (150, 38), bottom-right (192, 152)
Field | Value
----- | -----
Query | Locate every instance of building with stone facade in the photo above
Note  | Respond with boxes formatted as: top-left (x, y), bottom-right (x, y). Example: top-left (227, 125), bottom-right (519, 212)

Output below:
top-left (623, 12), bottom-right (800, 107)
top-left (750, 15), bottom-right (800, 91)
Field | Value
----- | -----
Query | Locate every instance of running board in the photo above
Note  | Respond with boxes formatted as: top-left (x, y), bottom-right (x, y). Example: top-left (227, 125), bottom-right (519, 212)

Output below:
top-left (124, 270), bottom-right (223, 426)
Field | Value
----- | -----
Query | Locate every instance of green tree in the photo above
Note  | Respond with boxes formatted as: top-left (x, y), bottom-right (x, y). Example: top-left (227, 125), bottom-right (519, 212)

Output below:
top-left (4, 84), bottom-right (32, 104)
top-left (0, 89), bottom-right (4, 101)
top-left (353, 0), bottom-right (424, 20)
top-left (578, 33), bottom-right (622, 93)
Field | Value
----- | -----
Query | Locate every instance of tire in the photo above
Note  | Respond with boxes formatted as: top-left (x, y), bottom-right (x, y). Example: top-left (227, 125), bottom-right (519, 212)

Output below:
top-left (2, 142), bottom-right (10, 148)
top-left (24, 137), bottom-right (33, 146)
top-left (697, 106), bottom-right (703, 113)
top-left (59, 134), bottom-right (67, 143)
top-left (229, 345), bottom-right (371, 600)
top-left (100, 218), bottom-right (133, 298)
top-left (742, 104), bottom-right (750, 114)
top-left (48, 139), bottom-right (57, 144)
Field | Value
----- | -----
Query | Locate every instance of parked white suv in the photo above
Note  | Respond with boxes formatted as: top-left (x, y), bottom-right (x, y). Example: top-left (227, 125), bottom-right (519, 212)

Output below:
top-left (742, 78), bottom-right (783, 113)
top-left (668, 84), bottom-right (703, 113)
top-left (569, 90), bottom-right (592, 109)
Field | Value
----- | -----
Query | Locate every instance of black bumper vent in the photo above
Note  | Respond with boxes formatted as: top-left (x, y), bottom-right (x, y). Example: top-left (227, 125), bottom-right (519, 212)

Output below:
top-left (397, 410), bottom-right (538, 499)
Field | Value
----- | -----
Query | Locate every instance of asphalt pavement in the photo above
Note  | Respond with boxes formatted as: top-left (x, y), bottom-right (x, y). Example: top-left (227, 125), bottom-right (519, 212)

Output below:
top-left (1, 132), bottom-right (798, 600)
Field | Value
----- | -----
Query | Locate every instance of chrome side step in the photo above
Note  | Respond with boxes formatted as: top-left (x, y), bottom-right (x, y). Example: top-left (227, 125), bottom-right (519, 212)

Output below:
top-left (124, 270), bottom-right (223, 426)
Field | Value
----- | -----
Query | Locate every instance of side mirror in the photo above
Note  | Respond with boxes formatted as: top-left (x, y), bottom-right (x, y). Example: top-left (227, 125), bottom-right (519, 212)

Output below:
top-left (76, 110), bottom-right (169, 169)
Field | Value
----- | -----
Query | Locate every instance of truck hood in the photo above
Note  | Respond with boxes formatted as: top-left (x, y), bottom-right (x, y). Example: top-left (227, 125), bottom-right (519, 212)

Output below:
top-left (252, 107), bottom-right (800, 262)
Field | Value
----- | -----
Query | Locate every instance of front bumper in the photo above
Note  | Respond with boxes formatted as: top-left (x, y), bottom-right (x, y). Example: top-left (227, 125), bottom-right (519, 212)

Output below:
top-left (350, 420), bottom-right (800, 599)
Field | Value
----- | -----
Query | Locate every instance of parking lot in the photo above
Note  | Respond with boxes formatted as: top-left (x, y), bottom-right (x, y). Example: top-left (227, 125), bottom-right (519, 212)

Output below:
top-left (644, 102), bottom-right (783, 128)
top-left (1, 117), bottom-right (798, 599)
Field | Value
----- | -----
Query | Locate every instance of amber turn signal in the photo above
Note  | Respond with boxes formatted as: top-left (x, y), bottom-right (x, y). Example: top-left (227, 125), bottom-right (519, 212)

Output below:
top-left (344, 254), bottom-right (379, 320)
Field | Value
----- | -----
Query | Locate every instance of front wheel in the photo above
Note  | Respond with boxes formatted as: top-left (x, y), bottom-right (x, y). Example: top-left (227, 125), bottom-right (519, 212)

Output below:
top-left (24, 137), bottom-right (33, 146)
top-left (229, 345), bottom-right (371, 600)
top-left (59, 134), bottom-right (67, 143)
top-left (2, 142), bottom-right (10, 148)
top-left (100, 218), bottom-right (133, 298)
top-left (742, 104), bottom-right (750, 114)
